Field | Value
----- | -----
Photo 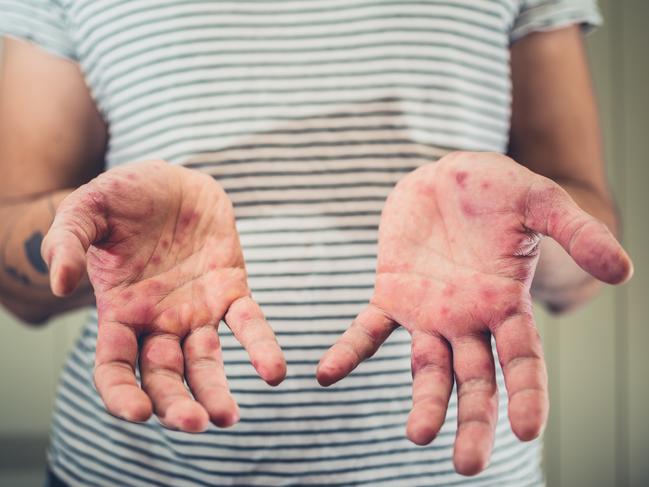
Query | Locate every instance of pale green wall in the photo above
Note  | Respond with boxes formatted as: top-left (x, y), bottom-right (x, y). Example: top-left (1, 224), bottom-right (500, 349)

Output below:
top-left (0, 1), bottom-right (647, 485)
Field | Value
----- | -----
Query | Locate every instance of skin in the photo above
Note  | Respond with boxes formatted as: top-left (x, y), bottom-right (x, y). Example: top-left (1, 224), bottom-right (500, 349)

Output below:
top-left (41, 160), bottom-right (287, 431)
top-left (0, 38), bottom-right (105, 322)
top-left (0, 25), bottom-right (634, 475)
top-left (317, 28), bottom-right (635, 475)
top-left (317, 152), bottom-right (633, 475)
top-left (509, 26), bottom-right (620, 312)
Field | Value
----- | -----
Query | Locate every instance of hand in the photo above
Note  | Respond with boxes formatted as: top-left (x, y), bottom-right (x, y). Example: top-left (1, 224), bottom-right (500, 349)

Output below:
top-left (42, 160), bottom-right (286, 432)
top-left (317, 152), bottom-right (632, 475)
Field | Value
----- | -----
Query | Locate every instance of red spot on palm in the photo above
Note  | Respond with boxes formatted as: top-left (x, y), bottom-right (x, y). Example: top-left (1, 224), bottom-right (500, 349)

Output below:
top-left (480, 287), bottom-right (496, 303)
top-left (442, 284), bottom-right (456, 297)
top-left (455, 171), bottom-right (468, 189)
top-left (461, 201), bottom-right (478, 217)
top-left (179, 210), bottom-right (198, 229)
top-left (147, 280), bottom-right (163, 294)
top-left (131, 303), bottom-right (155, 324)
top-left (480, 181), bottom-right (491, 190)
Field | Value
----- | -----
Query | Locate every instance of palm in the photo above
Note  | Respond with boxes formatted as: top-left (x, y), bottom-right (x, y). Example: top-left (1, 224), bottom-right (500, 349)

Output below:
top-left (43, 161), bottom-right (286, 432)
top-left (87, 164), bottom-right (247, 337)
top-left (318, 152), bottom-right (632, 475)
top-left (375, 154), bottom-right (543, 338)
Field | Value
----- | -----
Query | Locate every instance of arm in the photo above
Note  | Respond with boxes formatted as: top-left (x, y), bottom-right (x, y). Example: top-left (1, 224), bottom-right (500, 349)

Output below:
top-left (0, 37), bottom-right (107, 323)
top-left (508, 25), bottom-right (621, 313)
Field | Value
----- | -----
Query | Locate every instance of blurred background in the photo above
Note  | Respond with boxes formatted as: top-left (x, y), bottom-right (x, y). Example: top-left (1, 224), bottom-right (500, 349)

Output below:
top-left (0, 0), bottom-right (647, 485)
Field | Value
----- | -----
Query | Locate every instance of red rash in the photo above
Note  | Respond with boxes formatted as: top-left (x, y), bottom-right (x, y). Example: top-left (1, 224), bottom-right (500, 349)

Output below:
top-left (151, 255), bottom-right (161, 265)
top-left (455, 171), bottom-right (468, 189)
top-left (143, 340), bottom-right (183, 369)
top-left (237, 309), bottom-right (253, 323)
top-left (160, 239), bottom-right (170, 249)
top-left (147, 281), bottom-right (163, 294)
top-left (204, 332), bottom-right (219, 349)
top-left (581, 249), bottom-right (625, 284)
top-left (503, 305), bottom-right (519, 318)
top-left (415, 182), bottom-right (435, 198)
top-left (479, 287), bottom-right (496, 303)
top-left (131, 303), bottom-right (154, 324)
top-left (442, 284), bottom-right (456, 297)
top-left (461, 201), bottom-right (478, 217)
top-left (82, 191), bottom-right (106, 215)
top-left (179, 210), bottom-right (197, 229)
top-left (480, 181), bottom-right (491, 190)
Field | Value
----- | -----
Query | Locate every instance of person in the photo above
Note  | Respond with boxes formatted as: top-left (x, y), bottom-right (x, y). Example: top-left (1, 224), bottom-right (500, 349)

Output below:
top-left (0, 0), bottom-right (633, 485)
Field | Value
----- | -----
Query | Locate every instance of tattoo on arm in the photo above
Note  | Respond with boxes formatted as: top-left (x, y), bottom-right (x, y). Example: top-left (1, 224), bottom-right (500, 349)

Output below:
top-left (5, 266), bottom-right (31, 286)
top-left (0, 195), bottom-right (56, 289)
top-left (24, 231), bottom-right (48, 274)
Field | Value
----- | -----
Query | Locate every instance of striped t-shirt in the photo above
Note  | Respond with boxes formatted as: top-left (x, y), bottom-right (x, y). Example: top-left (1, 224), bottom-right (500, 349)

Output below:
top-left (1, 1), bottom-right (601, 485)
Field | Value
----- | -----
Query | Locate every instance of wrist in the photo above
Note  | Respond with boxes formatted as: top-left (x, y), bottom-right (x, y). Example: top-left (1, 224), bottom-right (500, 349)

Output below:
top-left (0, 188), bottom-right (93, 322)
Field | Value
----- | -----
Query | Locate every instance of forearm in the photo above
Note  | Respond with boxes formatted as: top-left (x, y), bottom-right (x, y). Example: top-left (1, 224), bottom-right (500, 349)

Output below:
top-left (507, 26), bottom-right (625, 313)
top-left (0, 190), bottom-right (94, 323)
top-left (531, 178), bottom-right (619, 313)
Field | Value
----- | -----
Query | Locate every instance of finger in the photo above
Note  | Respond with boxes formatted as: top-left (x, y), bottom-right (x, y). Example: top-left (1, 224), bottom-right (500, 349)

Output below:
top-left (140, 334), bottom-right (209, 433)
top-left (451, 333), bottom-right (498, 476)
top-left (41, 185), bottom-right (109, 296)
top-left (525, 180), bottom-right (633, 284)
top-left (317, 304), bottom-right (397, 386)
top-left (94, 320), bottom-right (152, 422)
top-left (406, 331), bottom-right (453, 445)
top-left (184, 326), bottom-right (240, 428)
top-left (225, 296), bottom-right (286, 386)
top-left (492, 311), bottom-right (548, 442)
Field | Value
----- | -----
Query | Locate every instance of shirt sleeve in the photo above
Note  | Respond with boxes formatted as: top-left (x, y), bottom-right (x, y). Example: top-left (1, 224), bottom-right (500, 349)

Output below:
top-left (510, 0), bottom-right (603, 43)
top-left (0, 0), bottom-right (76, 60)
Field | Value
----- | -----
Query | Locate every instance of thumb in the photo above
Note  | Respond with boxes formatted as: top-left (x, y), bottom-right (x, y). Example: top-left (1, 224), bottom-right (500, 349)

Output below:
top-left (41, 185), bottom-right (109, 296)
top-left (524, 180), bottom-right (633, 285)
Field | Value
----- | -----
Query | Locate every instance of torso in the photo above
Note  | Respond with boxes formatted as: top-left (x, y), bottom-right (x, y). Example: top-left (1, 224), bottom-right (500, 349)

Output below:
top-left (50, 1), bottom-right (543, 485)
